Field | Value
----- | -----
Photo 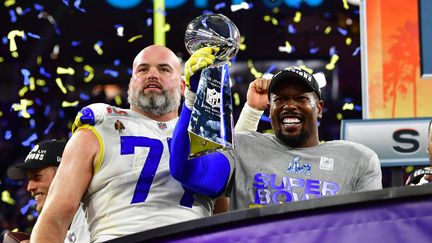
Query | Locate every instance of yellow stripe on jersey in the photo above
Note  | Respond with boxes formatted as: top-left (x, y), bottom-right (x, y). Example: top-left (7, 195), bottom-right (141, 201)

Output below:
top-left (72, 112), bottom-right (83, 134)
top-left (75, 124), bottom-right (105, 175)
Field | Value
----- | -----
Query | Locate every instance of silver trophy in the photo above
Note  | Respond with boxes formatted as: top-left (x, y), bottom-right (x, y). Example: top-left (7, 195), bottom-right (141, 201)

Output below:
top-left (184, 14), bottom-right (240, 157)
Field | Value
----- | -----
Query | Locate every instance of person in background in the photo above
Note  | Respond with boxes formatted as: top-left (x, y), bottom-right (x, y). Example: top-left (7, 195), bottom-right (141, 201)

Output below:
top-left (6, 139), bottom-right (90, 243)
top-left (405, 120), bottom-right (432, 185)
top-left (170, 55), bottom-right (383, 210)
top-left (30, 45), bottom-right (266, 242)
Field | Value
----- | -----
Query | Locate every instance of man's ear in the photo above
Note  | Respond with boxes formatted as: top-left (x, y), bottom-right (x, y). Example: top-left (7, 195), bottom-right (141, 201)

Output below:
top-left (180, 77), bottom-right (186, 96)
top-left (316, 100), bottom-right (324, 118)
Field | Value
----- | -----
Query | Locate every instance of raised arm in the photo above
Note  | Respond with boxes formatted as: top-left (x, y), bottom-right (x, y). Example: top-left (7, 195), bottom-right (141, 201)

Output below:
top-left (170, 47), bottom-right (231, 198)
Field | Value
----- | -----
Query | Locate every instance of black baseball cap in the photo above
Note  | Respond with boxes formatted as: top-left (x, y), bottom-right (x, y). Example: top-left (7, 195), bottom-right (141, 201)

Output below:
top-left (268, 66), bottom-right (322, 100)
top-left (7, 139), bottom-right (66, 180)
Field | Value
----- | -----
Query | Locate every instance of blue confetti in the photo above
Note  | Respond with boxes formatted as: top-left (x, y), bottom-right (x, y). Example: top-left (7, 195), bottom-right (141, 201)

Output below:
top-left (260, 115), bottom-right (270, 123)
top-left (310, 47), bottom-right (319, 54)
top-left (39, 66), bottom-right (52, 78)
top-left (71, 40), bottom-right (81, 47)
top-left (5, 130), bottom-right (12, 140)
top-left (352, 46), bottom-right (360, 56)
top-left (29, 119), bottom-right (36, 129)
top-left (27, 32), bottom-right (41, 39)
top-left (9, 9), bottom-right (17, 23)
top-left (58, 109), bottom-right (65, 118)
top-left (21, 69), bottom-right (30, 86)
top-left (74, 0), bottom-right (86, 12)
top-left (35, 98), bottom-right (42, 106)
top-left (22, 133), bottom-right (38, 147)
top-left (215, 2), bottom-right (226, 10)
top-left (20, 8), bottom-right (32, 15)
top-left (146, 18), bottom-right (152, 26)
top-left (79, 93), bottom-right (90, 100)
top-left (336, 27), bottom-right (348, 36)
top-left (44, 121), bottom-right (54, 135)
top-left (343, 97), bottom-right (353, 103)
top-left (20, 199), bottom-right (36, 215)
top-left (104, 69), bottom-right (119, 77)
top-left (354, 105), bottom-right (362, 111)
top-left (264, 64), bottom-right (277, 74)
top-left (43, 105), bottom-right (51, 116)
top-left (329, 46), bottom-right (337, 55)
top-left (2, 36), bottom-right (8, 44)
top-left (34, 3), bottom-right (44, 11)
top-left (62, 0), bottom-right (69, 6)
top-left (288, 24), bottom-right (296, 34)
top-left (113, 59), bottom-right (120, 66)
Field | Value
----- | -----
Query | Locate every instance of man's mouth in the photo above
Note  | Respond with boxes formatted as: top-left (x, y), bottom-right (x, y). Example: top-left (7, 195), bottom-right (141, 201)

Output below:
top-left (33, 192), bottom-right (44, 201)
top-left (281, 117), bottom-right (301, 125)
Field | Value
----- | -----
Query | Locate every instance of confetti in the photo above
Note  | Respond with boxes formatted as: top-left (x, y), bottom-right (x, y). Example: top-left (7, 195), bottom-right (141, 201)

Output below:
top-left (1, 190), bottom-right (15, 205)
top-left (231, 2), bottom-right (251, 12)
top-left (56, 78), bottom-right (68, 94)
top-left (62, 100), bottom-right (79, 107)
top-left (128, 35), bottom-right (143, 42)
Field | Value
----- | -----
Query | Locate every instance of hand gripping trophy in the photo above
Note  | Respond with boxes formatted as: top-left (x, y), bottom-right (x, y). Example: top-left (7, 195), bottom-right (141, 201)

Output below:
top-left (184, 14), bottom-right (240, 157)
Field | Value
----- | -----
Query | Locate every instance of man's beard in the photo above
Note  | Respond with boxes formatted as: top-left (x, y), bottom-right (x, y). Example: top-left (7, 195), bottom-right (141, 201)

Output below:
top-left (127, 85), bottom-right (181, 117)
top-left (275, 129), bottom-right (309, 148)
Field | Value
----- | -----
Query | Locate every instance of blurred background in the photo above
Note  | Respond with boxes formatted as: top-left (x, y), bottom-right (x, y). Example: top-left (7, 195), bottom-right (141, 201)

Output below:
top-left (0, 0), bottom-right (388, 234)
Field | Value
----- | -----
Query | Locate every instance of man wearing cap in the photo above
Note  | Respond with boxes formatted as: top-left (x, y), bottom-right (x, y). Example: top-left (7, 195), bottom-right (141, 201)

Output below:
top-left (7, 139), bottom-right (90, 243)
top-left (169, 66), bottom-right (382, 210)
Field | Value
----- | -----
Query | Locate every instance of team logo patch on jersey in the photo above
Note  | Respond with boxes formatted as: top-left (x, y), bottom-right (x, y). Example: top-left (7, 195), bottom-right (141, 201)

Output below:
top-left (287, 156), bottom-right (311, 175)
top-left (319, 157), bottom-right (334, 171)
top-left (158, 122), bottom-right (167, 130)
top-left (114, 120), bottom-right (125, 133)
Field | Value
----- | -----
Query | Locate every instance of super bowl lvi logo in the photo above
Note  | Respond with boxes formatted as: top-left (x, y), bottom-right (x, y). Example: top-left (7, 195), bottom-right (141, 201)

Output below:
top-left (205, 88), bottom-right (221, 108)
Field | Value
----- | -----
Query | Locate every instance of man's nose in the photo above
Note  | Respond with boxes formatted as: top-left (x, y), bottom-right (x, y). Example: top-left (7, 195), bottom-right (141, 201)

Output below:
top-left (147, 67), bottom-right (159, 78)
top-left (27, 180), bottom-right (36, 192)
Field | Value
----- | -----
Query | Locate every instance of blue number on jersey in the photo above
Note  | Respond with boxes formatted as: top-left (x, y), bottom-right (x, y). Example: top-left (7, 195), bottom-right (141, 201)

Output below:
top-left (121, 136), bottom-right (194, 207)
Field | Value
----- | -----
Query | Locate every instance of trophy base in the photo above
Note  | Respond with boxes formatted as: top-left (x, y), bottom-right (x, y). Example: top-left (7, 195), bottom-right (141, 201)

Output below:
top-left (188, 131), bottom-right (232, 158)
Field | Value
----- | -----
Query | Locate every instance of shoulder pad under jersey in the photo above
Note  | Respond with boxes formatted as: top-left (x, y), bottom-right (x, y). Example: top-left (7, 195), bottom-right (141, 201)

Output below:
top-left (72, 103), bottom-right (129, 133)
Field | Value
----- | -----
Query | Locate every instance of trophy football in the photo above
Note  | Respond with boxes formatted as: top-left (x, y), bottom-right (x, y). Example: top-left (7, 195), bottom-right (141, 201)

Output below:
top-left (184, 13), bottom-right (240, 157)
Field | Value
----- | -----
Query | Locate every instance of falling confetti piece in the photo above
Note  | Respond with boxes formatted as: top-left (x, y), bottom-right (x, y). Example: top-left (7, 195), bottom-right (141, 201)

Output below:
top-left (233, 92), bottom-right (240, 106)
top-left (22, 133), bottom-right (38, 146)
top-left (325, 54), bottom-right (340, 70)
top-left (345, 37), bottom-right (352, 45)
top-left (2, 191), bottom-right (15, 205)
top-left (342, 102), bottom-right (354, 110)
top-left (94, 41), bottom-right (103, 55)
top-left (57, 67), bottom-right (75, 75)
top-left (83, 64), bottom-right (94, 82)
top-left (56, 77), bottom-right (67, 94)
top-left (128, 35), bottom-right (143, 42)
top-left (231, 2), bottom-right (250, 12)
top-left (62, 100), bottom-right (79, 107)
top-left (293, 11), bottom-right (302, 23)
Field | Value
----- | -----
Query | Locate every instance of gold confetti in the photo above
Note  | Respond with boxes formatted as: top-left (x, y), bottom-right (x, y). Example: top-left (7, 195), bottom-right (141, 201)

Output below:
top-left (325, 54), bottom-right (340, 70)
top-left (247, 60), bottom-right (262, 79)
top-left (1, 191), bottom-right (15, 205)
top-left (74, 56), bottom-right (84, 63)
top-left (342, 103), bottom-right (354, 110)
top-left (336, 112), bottom-right (343, 120)
top-left (18, 86), bottom-right (28, 97)
top-left (62, 100), bottom-right (79, 107)
top-left (345, 37), bottom-right (352, 45)
top-left (293, 11), bottom-right (302, 23)
top-left (83, 64), bottom-right (94, 82)
top-left (12, 99), bottom-right (33, 118)
top-left (29, 77), bottom-right (35, 91)
top-left (128, 35), bottom-right (143, 43)
top-left (94, 42), bottom-right (103, 55)
top-left (324, 26), bottom-right (332, 34)
top-left (233, 92), bottom-right (240, 106)
top-left (56, 78), bottom-right (67, 94)
top-left (57, 67), bottom-right (75, 75)
top-left (114, 95), bottom-right (122, 106)
top-left (342, 0), bottom-right (349, 10)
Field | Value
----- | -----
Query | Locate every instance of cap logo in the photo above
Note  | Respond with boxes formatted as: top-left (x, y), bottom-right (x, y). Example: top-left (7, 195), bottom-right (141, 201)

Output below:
top-left (25, 147), bottom-right (46, 162)
top-left (287, 68), bottom-right (312, 82)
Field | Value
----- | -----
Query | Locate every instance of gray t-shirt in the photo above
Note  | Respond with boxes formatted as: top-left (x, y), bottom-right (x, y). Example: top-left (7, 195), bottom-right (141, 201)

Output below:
top-left (224, 131), bottom-right (382, 210)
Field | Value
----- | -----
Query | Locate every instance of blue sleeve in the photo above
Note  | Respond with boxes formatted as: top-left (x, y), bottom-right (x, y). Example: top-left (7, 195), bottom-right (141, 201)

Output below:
top-left (170, 103), bottom-right (231, 198)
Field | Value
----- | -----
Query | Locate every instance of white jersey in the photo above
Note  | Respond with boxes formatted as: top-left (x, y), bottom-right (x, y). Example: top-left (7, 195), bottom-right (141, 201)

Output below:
top-left (74, 103), bottom-right (213, 242)
top-left (65, 205), bottom-right (90, 243)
